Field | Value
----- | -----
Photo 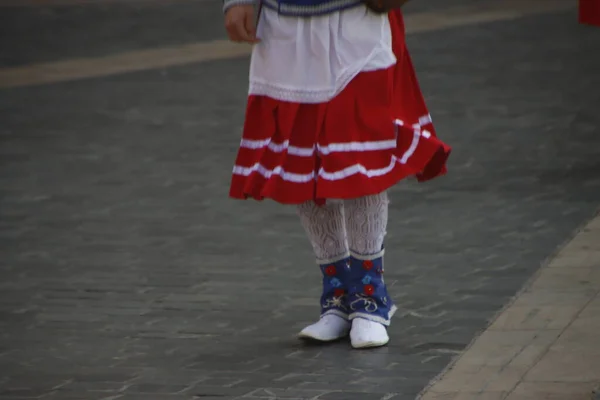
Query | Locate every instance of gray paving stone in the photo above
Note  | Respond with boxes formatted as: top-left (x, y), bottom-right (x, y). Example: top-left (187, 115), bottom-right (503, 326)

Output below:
top-left (0, 1), bottom-right (227, 67)
top-left (1, 4), bottom-right (600, 400)
top-left (125, 383), bottom-right (191, 394)
top-left (315, 392), bottom-right (409, 400)
top-left (0, 398), bottom-right (43, 400)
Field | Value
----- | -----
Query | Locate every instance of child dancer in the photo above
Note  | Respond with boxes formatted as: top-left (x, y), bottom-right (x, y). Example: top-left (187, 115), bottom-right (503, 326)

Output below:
top-left (224, 0), bottom-right (450, 348)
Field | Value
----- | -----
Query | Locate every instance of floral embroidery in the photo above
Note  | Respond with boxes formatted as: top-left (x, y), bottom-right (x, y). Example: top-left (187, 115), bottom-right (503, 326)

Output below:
top-left (321, 260), bottom-right (349, 312)
top-left (324, 265), bottom-right (337, 276)
top-left (347, 255), bottom-right (395, 321)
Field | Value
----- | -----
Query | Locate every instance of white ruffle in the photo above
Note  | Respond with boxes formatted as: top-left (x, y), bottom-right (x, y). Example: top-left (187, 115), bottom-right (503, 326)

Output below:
top-left (248, 7), bottom-right (396, 104)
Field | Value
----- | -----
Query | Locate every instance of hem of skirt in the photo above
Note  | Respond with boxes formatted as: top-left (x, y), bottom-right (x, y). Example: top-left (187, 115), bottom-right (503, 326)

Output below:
top-left (229, 142), bottom-right (451, 205)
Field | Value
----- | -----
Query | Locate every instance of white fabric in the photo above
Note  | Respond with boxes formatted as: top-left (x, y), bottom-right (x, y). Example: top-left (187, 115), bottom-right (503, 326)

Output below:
top-left (239, 138), bottom-right (398, 156)
top-left (350, 317), bottom-right (389, 348)
top-left (297, 200), bottom-right (348, 262)
top-left (297, 192), bottom-right (389, 261)
top-left (345, 192), bottom-right (389, 256)
top-left (249, 7), bottom-right (396, 104)
top-left (298, 314), bottom-right (351, 341)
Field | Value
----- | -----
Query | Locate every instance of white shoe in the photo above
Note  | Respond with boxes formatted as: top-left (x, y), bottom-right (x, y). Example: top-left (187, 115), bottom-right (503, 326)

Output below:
top-left (350, 318), bottom-right (389, 349)
top-left (298, 314), bottom-right (351, 342)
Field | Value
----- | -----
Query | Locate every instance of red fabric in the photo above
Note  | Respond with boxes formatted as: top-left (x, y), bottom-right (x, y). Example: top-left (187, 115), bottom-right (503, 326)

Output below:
top-left (580, 0), bottom-right (600, 26)
top-left (229, 9), bottom-right (451, 204)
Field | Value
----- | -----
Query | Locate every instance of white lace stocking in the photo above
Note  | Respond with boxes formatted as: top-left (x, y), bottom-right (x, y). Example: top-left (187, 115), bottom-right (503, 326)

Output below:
top-left (344, 192), bottom-right (389, 256)
top-left (297, 200), bottom-right (348, 263)
top-left (297, 192), bottom-right (389, 261)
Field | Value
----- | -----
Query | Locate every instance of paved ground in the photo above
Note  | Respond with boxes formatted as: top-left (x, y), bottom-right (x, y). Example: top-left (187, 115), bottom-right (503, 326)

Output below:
top-left (0, 1), bottom-right (599, 399)
top-left (420, 214), bottom-right (600, 400)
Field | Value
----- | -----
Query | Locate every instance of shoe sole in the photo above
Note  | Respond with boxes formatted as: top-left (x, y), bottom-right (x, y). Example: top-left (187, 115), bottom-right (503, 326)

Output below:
top-left (351, 338), bottom-right (389, 349)
top-left (298, 331), bottom-right (349, 342)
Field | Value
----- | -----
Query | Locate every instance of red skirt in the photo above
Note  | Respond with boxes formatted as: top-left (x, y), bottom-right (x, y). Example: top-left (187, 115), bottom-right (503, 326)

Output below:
top-left (229, 10), bottom-right (451, 205)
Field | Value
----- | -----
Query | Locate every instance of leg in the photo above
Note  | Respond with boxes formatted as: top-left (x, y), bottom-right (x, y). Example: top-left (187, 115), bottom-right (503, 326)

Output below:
top-left (345, 191), bottom-right (396, 348)
top-left (345, 191), bottom-right (388, 256)
top-left (296, 200), bottom-right (351, 341)
top-left (297, 199), bottom-right (348, 262)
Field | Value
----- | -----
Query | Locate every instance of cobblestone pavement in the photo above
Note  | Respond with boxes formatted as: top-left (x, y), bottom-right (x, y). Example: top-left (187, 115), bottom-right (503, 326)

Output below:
top-left (1, 1), bottom-right (600, 399)
top-left (420, 214), bottom-right (600, 400)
